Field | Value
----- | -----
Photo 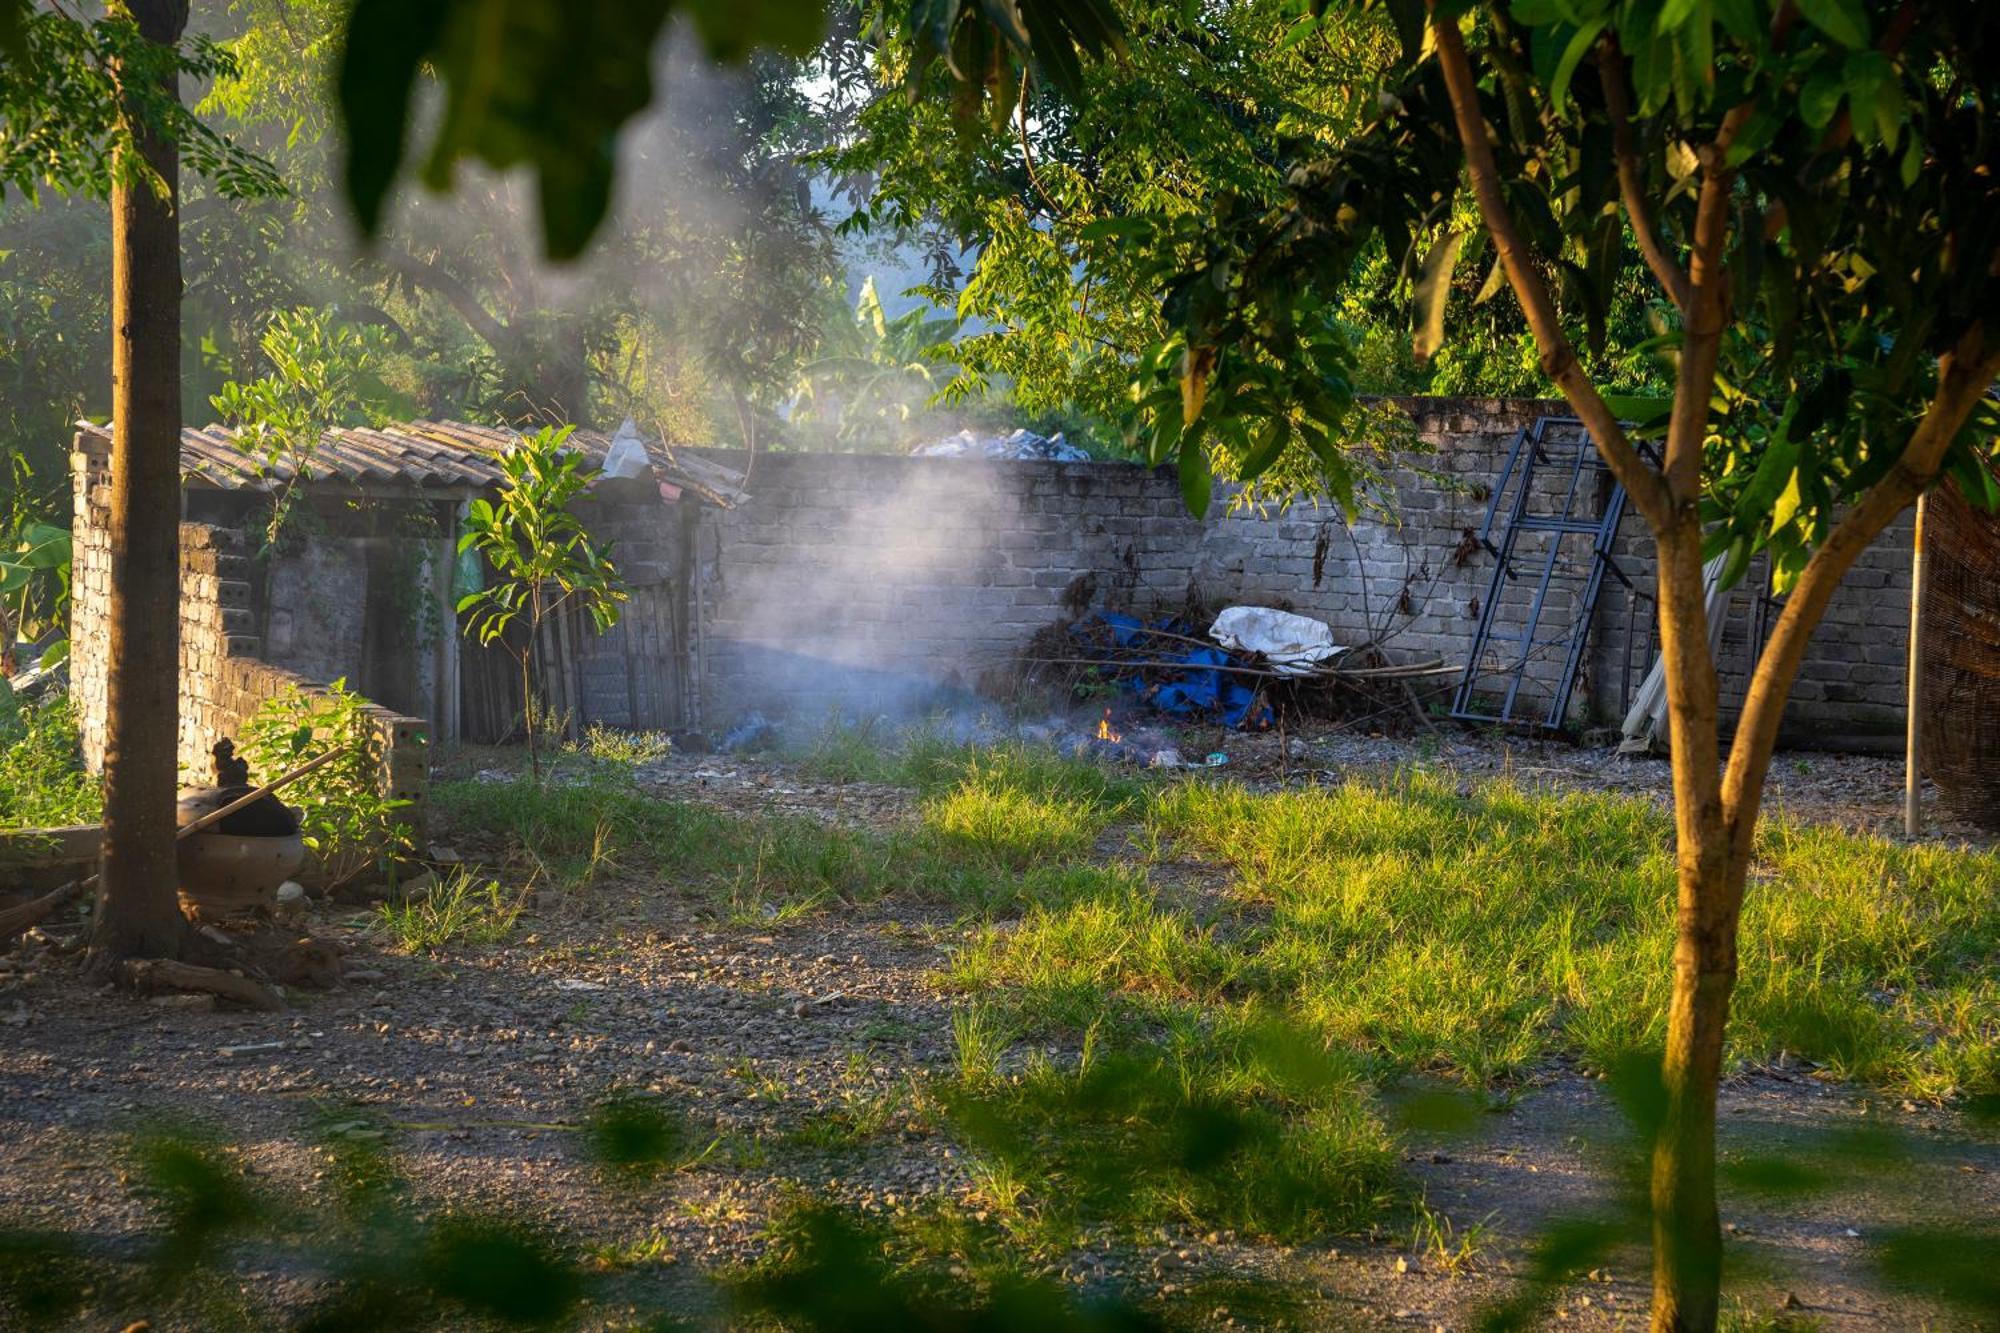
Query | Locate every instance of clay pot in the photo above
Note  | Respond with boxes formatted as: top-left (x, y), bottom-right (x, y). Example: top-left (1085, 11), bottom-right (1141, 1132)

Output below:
top-left (177, 832), bottom-right (306, 921)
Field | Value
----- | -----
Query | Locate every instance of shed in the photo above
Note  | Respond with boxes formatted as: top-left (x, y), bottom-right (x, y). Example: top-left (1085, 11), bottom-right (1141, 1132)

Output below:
top-left (70, 420), bottom-right (741, 770)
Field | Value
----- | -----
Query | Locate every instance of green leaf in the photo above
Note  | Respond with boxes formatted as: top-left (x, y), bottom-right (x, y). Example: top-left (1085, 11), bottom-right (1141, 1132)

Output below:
top-left (1177, 428), bottom-right (1212, 518)
top-left (1411, 230), bottom-right (1467, 361)
top-left (1550, 18), bottom-right (1609, 116)
top-left (1716, 533), bottom-right (1753, 590)
top-left (1798, 69), bottom-right (1843, 130)
top-left (1237, 420), bottom-right (1289, 482)
top-left (1795, 0), bottom-right (1867, 49)
top-left (1733, 420), bottom-right (1800, 525)
top-left (1602, 395), bottom-right (1673, 425)
top-left (1770, 468), bottom-right (1805, 535)
top-left (0, 0), bottom-right (25, 65)
top-left (1655, 0), bottom-right (1705, 35)
top-left (338, 0), bottom-right (451, 242)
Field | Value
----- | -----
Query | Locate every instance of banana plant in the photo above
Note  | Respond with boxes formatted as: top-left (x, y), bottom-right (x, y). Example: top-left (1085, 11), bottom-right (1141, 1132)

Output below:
top-left (0, 519), bottom-right (70, 675)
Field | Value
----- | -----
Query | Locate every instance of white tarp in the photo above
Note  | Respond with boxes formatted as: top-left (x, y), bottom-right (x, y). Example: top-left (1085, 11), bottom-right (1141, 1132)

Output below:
top-left (1209, 606), bottom-right (1346, 675)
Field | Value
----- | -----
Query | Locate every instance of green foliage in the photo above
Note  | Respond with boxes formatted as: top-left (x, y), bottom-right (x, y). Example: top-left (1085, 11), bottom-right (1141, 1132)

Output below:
top-left (337, 0), bottom-right (825, 260)
top-left (456, 427), bottom-right (627, 647)
top-left (0, 689), bottom-right (97, 829)
top-left (784, 276), bottom-right (1002, 453)
top-left (238, 679), bottom-right (413, 891)
top-left (0, 6), bottom-right (281, 202)
top-left (210, 307), bottom-right (395, 549)
top-left (0, 508), bottom-right (69, 667)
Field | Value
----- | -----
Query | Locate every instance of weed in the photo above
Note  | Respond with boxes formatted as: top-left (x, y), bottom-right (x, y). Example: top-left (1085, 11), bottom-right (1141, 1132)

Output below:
top-left (574, 724), bottom-right (674, 768)
top-left (373, 869), bottom-right (524, 953)
top-left (950, 1004), bottom-right (1017, 1085)
top-left (583, 1231), bottom-right (676, 1271)
top-left (1405, 1193), bottom-right (1493, 1275)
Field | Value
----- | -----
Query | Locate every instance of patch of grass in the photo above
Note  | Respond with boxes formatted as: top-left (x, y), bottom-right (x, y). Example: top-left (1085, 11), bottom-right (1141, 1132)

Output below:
top-left (922, 774), bottom-right (1103, 867)
top-left (950, 1003), bottom-right (1018, 1084)
top-left (797, 723), bottom-right (1143, 810)
top-left (938, 1015), bottom-right (1401, 1244)
top-left (944, 770), bottom-right (1997, 1099)
top-left (571, 724), bottom-right (675, 768)
top-left (583, 1230), bottom-right (676, 1271)
top-left (374, 869), bottom-right (525, 953)
top-left (438, 749), bottom-right (1142, 919)
top-left (1405, 1193), bottom-right (1494, 1275)
top-left (780, 1083), bottom-right (916, 1154)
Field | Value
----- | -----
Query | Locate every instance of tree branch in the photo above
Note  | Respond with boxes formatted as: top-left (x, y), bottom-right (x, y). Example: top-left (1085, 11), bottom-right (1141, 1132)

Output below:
top-left (381, 251), bottom-right (513, 355)
top-left (1661, 104), bottom-right (1752, 505)
top-left (1721, 323), bottom-right (2000, 860)
top-left (1598, 39), bottom-right (1690, 312)
top-left (1427, 7), bottom-right (1671, 527)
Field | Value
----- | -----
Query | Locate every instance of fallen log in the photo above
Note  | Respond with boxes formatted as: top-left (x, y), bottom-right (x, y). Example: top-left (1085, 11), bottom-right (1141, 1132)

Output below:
top-left (0, 876), bottom-right (89, 944)
top-left (120, 959), bottom-right (283, 1011)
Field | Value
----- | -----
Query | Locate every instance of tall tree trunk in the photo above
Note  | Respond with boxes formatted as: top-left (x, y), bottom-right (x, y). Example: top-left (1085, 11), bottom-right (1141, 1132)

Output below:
top-left (90, 0), bottom-right (192, 967)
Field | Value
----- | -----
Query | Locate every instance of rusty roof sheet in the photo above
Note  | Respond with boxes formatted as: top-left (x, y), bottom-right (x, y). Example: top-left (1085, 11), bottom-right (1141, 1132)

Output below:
top-left (75, 419), bottom-right (747, 508)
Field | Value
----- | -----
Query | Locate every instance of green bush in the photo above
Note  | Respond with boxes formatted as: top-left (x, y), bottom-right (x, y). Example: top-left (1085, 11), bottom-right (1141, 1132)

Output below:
top-left (239, 679), bottom-right (412, 890)
top-left (0, 688), bottom-right (97, 828)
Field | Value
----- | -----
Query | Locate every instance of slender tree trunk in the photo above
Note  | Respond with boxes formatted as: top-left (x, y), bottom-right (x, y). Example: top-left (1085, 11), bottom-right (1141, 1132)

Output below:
top-left (524, 587), bottom-right (542, 783)
top-left (90, 0), bottom-right (192, 968)
top-left (1644, 515), bottom-right (1734, 1333)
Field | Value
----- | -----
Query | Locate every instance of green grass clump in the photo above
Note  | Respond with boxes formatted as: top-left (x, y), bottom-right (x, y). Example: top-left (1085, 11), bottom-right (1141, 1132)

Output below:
top-left (375, 869), bottom-right (525, 952)
top-left (571, 724), bottom-right (676, 768)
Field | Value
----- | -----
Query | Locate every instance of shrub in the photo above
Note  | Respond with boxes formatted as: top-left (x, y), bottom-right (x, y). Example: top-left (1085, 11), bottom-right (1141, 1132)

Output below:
top-left (239, 679), bottom-right (411, 891)
top-left (0, 688), bottom-right (97, 828)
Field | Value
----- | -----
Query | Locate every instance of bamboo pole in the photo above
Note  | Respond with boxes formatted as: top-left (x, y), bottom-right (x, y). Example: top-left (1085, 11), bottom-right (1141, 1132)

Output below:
top-left (1904, 494), bottom-right (1928, 837)
top-left (174, 747), bottom-right (348, 840)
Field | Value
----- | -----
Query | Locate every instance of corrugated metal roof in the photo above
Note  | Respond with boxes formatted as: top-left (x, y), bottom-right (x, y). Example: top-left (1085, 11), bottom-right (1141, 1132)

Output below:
top-left (74, 419), bottom-right (747, 507)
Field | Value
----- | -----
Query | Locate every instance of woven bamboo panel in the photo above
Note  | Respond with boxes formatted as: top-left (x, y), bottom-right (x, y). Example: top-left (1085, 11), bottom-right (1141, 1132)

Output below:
top-left (1920, 481), bottom-right (2000, 832)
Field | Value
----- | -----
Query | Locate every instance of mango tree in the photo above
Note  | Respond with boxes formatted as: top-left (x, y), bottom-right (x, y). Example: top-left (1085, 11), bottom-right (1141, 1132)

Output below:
top-left (454, 425), bottom-right (628, 782)
top-left (1124, 3), bottom-right (2000, 1327)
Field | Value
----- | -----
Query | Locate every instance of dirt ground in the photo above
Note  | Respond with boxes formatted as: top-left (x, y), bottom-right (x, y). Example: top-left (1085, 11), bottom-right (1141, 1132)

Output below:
top-left (0, 730), bottom-right (1993, 1330)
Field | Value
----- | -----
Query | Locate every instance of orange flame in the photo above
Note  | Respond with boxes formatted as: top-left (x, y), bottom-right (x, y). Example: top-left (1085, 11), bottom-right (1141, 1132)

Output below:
top-left (1097, 709), bottom-right (1120, 743)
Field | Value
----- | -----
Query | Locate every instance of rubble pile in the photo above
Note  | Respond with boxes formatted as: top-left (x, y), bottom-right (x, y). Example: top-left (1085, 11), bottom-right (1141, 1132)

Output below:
top-left (909, 428), bottom-right (1092, 462)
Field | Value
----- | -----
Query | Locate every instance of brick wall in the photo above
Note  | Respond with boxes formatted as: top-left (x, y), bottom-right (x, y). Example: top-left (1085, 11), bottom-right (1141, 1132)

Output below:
top-left (69, 434), bottom-right (429, 822)
top-left (688, 398), bottom-right (1918, 746)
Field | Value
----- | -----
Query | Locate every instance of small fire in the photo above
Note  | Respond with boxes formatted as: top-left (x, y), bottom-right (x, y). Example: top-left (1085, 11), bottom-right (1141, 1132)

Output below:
top-left (1096, 709), bottom-right (1120, 743)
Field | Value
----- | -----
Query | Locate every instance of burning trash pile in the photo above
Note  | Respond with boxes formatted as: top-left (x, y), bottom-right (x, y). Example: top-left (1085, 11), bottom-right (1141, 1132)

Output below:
top-left (1012, 707), bottom-right (1216, 769)
top-left (1023, 606), bottom-right (1351, 738)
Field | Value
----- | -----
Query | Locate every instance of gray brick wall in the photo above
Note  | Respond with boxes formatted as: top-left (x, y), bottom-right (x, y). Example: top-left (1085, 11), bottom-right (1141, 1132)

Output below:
top-left (687, 398), bottom-right (1919, 746)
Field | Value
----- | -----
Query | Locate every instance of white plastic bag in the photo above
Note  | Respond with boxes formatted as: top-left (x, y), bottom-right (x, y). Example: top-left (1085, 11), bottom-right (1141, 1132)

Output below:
top-left (1209, 606), bottom-right (1345, 675)
top-left (600, 416), bottom-right (652, 480)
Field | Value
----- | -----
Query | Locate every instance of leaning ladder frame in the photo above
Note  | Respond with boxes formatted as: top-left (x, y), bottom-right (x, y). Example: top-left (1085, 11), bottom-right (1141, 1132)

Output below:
top-left (1449, 416), bottom-right (1640, 731)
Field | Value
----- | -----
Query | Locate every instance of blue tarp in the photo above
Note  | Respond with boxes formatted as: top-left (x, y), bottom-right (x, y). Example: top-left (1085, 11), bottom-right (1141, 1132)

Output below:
top-left (1071, 610), bottom-right (1271, 729)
